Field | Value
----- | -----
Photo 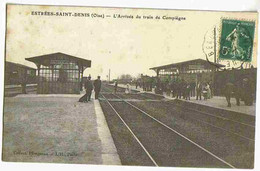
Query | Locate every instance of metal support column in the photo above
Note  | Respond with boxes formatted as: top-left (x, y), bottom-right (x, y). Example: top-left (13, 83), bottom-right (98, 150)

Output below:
top-left (37, 64), bottom-right (41, 94)
top-left (212, 26), bottom-right (217, 96)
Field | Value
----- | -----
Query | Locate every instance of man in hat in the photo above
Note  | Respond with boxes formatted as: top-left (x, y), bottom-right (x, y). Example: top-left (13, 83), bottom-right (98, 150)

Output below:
top-left (196, 81), bottom-right (202, 100)
top-left (85, 76), bottom-right (93, 102)
top-left (94, 76), bottom-right (102, 99)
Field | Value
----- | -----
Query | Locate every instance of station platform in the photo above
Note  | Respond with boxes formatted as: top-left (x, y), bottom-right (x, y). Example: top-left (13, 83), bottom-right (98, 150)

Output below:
top-left (2, 92), bottom-right (121, 165)
top-left (115, 83), bottom-right (256, 116)
top-left (174, 96), bottom-right (256, 116)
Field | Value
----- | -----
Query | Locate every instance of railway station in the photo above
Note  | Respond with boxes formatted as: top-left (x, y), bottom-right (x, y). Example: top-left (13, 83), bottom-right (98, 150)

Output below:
top-left (26, 52), bottom-right (91, 94)
top-left (3, 57), bottom-right (256, 168)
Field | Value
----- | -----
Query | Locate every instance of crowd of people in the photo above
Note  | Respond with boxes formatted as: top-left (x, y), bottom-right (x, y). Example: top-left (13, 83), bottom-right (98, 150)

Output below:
top-left (78, 73), bottom-right (255, 108)
top-left (153, 78), bottom-right (213, 101)
top-left (136, 75), bottom-right (255, 107)
top-left (132, 77), bottom-right (214, 101)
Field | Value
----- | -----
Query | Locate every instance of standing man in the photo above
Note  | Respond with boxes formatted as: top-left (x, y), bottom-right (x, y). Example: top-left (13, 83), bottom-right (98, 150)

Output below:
top-left (85, 76), bottom-right (93, 102)
top-left (114, 81), bottom-right (118, 94)
top-left (196, 81), bottom-right (202, 100)
top-left (185, 83), bottom-right (191, 100)
top-left (190, 82), bottom-right (196, 97)
top-left (241, 78), bottom-right (253, 106)
top-left (94, 76), bottom-right (102, 99)
top-left (224, 82), bottom-right (235, 107)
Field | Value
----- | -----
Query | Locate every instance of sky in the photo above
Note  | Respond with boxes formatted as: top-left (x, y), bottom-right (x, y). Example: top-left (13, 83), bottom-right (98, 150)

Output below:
top-left (5, 5), bottom-right (258, 80)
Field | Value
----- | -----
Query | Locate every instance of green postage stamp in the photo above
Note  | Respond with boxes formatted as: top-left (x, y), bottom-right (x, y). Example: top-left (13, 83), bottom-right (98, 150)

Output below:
top-left (219, 19), bottom-right (255, 62)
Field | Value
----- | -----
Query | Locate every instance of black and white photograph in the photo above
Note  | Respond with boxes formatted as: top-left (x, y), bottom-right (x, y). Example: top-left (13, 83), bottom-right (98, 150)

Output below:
top-left (1, 1), bottom-right (259, 171)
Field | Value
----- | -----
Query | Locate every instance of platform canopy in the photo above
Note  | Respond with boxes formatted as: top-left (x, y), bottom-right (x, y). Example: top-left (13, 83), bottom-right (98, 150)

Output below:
top-left (25, 52), bottom-right (91, 94)
top-left (26, 52), bottom-right (91, 68)
top-left (150, 58), bottom-right (225, 74)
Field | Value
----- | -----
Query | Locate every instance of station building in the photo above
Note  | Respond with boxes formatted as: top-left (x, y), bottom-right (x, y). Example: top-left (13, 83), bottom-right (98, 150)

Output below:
top-left (5, 61), bottom-right (37, 85)
top-left (26, 52), bottom-right (91, 94)
top-left (150, 58), bottom-right (225, 83)
top-left (150, 58), bottom-right (257, 96)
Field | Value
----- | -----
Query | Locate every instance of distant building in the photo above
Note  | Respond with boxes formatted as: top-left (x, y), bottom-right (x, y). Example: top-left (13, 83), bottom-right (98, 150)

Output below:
top-left (26, 52), bottom-right (91, 94)
top-left (5, 61), bottom-right (36, 85)
top-left (150, 58), bottom-right (225, 83)
top-left (150, 58), bottom-right (225, 76)
top-left (149, 58), bottom-right (257, 96)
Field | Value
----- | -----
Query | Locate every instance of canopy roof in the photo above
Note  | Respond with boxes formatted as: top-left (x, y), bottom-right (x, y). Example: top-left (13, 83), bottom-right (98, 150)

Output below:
top-left (26, 52), bottom-right (91, 68)
top-left (150, 58), bottom-right (225, 71)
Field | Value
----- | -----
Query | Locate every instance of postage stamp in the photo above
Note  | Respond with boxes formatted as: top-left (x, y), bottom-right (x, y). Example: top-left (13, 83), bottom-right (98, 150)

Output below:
top-left (219, 19), bottom-right (255, 62)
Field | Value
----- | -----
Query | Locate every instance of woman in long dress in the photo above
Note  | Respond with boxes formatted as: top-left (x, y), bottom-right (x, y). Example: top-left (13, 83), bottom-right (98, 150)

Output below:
top-left (125, 83), bottom-right (131, 94)
top-left (206, 83), bottom-right (211, 99)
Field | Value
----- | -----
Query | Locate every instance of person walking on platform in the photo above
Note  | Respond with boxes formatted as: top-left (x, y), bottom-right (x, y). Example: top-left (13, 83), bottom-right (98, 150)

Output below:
top-left (85, 76), bottom-right (93, 102)
top-left (94, 76), bottom-right (102, 99)
top-left (196, 81), bottom-right (202, 100)
top-left (114, 81), bottom-right (118, 94)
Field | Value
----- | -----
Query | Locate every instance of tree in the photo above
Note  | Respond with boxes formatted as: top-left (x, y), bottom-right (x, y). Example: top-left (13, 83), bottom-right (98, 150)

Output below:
top-left (119, 74), bottom-right (133, 80)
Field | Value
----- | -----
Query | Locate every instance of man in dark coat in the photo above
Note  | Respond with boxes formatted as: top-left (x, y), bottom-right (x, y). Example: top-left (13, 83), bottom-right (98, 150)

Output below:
top-left (114, 81), bottom-right (118, 94)
top-left (85, 76), bottom-right (93, 102)
top-left (94, 76), bottom-right (102, 99)
top-left (190, 82), bottom-right (196, 97)
top-left (196, 81), bottom-right (202, 100)
top-left (242, 78), bottom-right (253, 106)
top-left (224, 80), bottom-right (242, 107)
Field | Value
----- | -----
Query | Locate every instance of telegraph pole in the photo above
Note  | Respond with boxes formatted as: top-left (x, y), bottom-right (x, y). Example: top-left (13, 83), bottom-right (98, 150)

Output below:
top-left (108, 69), bottom-right (111, 82)
top-left (214, 27), bottom-right (217, 64)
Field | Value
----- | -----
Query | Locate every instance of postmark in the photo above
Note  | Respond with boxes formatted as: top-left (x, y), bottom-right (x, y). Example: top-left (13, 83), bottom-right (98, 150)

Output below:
top-left (202, 18), bottom-right (256, 70)
top-left (219, 19), bottom-right (255, 62)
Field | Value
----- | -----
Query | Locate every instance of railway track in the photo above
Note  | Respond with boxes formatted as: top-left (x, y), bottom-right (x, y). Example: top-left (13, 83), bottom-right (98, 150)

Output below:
top-left (99, 84), bottom-right (255, 168)
top-left (101, 93), bottom-right (235, 167)
top-left (165, 101), bottom-right (255, 141)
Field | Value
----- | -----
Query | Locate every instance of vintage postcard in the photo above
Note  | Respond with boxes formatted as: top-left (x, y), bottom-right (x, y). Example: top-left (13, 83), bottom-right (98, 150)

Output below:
top-left (2, 4), bottom-right (258, 169)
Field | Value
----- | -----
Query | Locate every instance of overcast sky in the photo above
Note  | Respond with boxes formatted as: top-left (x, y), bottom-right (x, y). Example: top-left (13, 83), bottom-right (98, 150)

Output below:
top-left (5, 5), bottom-right (258, 80)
